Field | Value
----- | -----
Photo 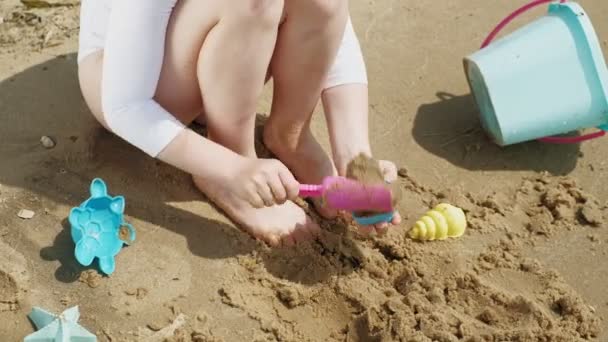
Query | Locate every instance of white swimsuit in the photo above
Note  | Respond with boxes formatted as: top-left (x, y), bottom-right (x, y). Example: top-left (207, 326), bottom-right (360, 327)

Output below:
top-left (78, 0), bottom-right (368, 157)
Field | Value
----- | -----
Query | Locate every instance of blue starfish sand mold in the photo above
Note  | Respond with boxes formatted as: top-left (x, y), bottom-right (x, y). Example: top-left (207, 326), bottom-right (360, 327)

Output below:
top-left (24, 306), bottom-right (96, 342)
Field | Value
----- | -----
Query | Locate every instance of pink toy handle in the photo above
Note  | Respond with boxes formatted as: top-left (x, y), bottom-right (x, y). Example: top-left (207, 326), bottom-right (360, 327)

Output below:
top-left (480, 0), bottom-right (567, 49)
top-left (480, 0), bottom-right (606, 144)
top-left (298, 178), bottom-right (393, 212)
top-left (299, 184), bottom-right (323, 197)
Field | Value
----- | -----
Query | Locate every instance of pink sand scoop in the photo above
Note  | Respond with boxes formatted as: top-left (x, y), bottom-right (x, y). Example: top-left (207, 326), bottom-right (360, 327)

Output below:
top-left (299, 176), bottom-right (393, 213)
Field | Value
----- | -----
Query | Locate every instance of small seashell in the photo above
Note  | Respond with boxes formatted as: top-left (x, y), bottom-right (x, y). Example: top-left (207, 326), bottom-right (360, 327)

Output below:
top-left (18, 209), bottom-right (35, 219)
top-left (408, 203), bottom-right (467, 241)
top-left (42, 29), bottom-right (55, 47)
top-left (40, 135), bottom-right (56, 149)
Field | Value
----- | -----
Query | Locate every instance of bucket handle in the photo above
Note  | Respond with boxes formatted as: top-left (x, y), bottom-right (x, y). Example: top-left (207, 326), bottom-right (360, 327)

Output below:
top-left (480, 0), bottom-right (606, 144)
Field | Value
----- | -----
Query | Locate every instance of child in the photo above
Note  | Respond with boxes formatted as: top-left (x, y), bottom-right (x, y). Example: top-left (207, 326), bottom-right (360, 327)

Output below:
top-left (77, 0), bottom-right (401, 246)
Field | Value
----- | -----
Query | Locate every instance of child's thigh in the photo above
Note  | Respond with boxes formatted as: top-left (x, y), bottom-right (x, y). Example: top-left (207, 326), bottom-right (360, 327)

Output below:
top-left (77, 45), bottom-right (204, 129)
top-left (78, 0), bottom-right (225, 128)
top-left (78, 51), bottom-right (109, 129)
top-left (154, 0), bottom-right (230, 124)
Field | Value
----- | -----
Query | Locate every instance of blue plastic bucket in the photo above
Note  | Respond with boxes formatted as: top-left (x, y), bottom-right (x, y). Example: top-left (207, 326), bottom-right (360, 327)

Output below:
top-left (464, 1), bottom-right (608, 146)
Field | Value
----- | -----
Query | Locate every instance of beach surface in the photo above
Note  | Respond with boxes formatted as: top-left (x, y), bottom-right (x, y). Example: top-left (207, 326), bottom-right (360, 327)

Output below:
top-left (1, 0), bottom-right (607, 340)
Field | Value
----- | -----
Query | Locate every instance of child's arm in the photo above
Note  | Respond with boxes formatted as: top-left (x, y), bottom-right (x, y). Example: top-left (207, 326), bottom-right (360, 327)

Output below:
top-left (102, 0), bottom-right (239, 183)
top-left (322, 15), bottom-right (402, 231)
top-left (322, 84), bottom-right (372, 176)
top-left (101, 0), bottom-right (299, 206)
top-left (321, 16), bottom-right (372, 175)
top-left (102, 0), bottom-right (184, 158)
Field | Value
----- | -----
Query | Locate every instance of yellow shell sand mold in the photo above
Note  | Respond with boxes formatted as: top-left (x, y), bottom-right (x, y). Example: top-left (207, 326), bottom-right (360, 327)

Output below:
top-left (408, 203), bottom-right (467, 241)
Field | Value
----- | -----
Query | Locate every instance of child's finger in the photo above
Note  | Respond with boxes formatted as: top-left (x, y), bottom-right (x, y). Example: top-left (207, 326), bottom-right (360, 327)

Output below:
top-left (258, 183), bottom-right (275, 207)
top-left (278, 168), bottom-right (300, 200)
top-left (247, 190), bottom-right (265, 209)
top-left (268, 174), bottom-right (287, 204)
top-left (378, 160), bottom-right (398, 183)
top-left (391, 211), bottom-right (402, 225)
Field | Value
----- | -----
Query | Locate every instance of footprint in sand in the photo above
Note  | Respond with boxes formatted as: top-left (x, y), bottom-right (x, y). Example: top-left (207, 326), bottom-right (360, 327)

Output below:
top-left (0, 239), bottom-right (30, 312)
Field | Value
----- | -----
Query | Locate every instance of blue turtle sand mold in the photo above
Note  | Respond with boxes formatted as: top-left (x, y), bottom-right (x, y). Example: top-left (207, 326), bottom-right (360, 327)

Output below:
top-left (68, 178), bottom-right (135, 275)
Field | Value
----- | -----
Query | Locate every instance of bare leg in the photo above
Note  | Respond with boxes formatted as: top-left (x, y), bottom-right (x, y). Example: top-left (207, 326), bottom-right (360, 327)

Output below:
top-left (321, 84), bottom-right (403, 234)
top-left (190, 0), bottom-right (320, 246)
top-left (263, 0), bottom-right (349, 218)
top-left (78, 0), bottom-right (320, 247)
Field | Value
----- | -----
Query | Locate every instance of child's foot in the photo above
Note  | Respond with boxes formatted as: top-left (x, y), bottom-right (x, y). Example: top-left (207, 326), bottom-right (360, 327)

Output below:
top-left (193, 176), bottom-right (320, 246)
top-left (263, 123), bottom-right (337, 219)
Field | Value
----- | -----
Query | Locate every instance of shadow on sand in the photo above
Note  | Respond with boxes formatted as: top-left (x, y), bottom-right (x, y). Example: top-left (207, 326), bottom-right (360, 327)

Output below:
top-left (412, 92), bottom-right (581, 174)
top-left (0, 53), bottom-right (363, 285)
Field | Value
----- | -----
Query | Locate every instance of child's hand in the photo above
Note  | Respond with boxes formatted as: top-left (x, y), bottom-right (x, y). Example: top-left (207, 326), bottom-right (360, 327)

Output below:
top-left (355, 159), bottom-right (402, 235)
top-left (234, 158), bottom-right (300, 208)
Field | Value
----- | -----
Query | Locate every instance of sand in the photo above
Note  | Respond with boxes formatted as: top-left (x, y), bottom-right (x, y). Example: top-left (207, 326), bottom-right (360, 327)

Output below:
top-left (1, 0), bottom-right (608, 341)
top-left (345, 153), bottom-right (402, 217)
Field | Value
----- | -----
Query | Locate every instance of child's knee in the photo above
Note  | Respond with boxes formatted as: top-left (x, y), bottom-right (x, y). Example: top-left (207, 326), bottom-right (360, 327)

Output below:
top-left (310, 0), bottom-right (347, 20)
top-left (232, 0), bottom-right (284, 29)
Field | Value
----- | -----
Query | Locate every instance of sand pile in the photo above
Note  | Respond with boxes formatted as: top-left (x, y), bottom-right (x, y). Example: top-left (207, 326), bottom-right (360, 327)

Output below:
top-left (1, 170), bottom-right (603, 341)
top-left (189, 172), bottom-right (603, 341)
top-left (517, 174), bottom-right (605, 236)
